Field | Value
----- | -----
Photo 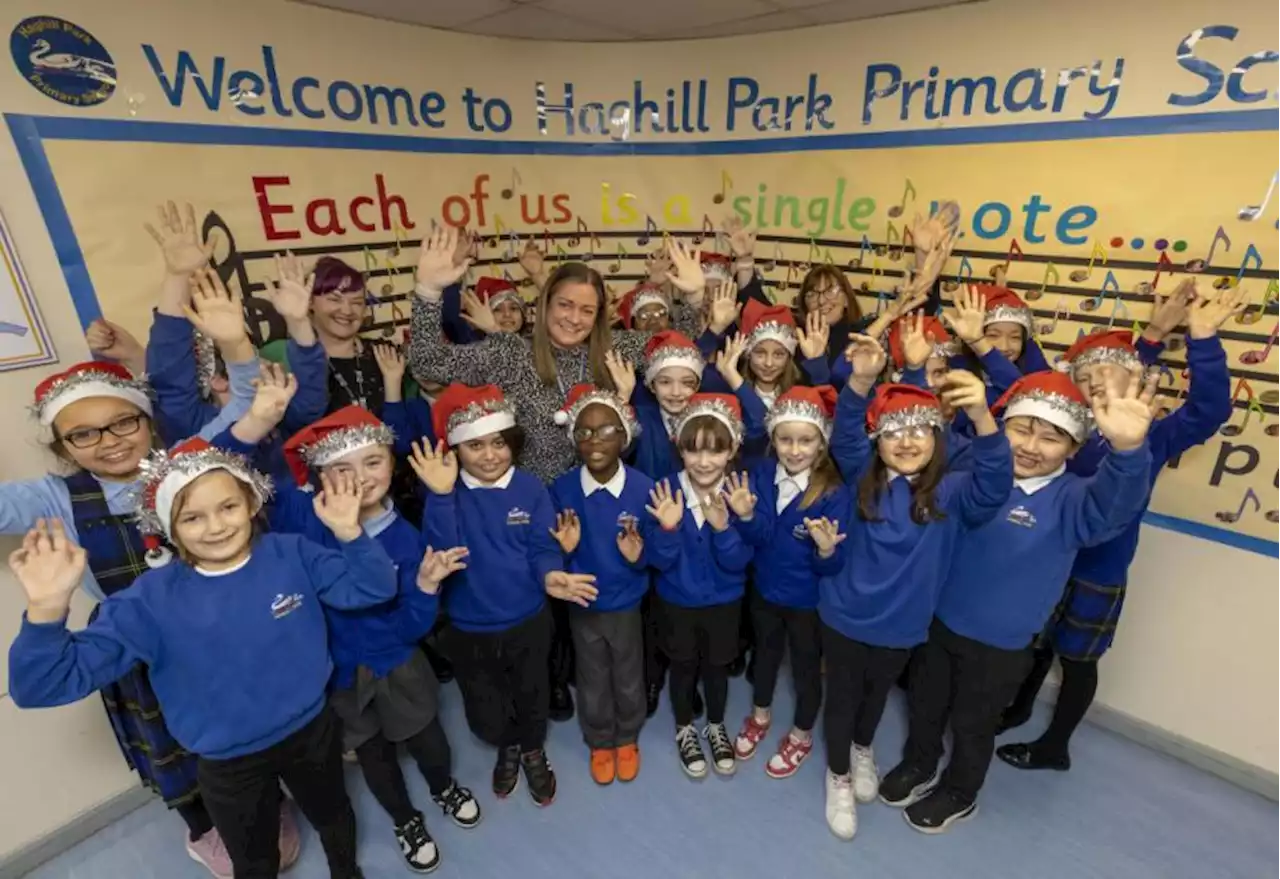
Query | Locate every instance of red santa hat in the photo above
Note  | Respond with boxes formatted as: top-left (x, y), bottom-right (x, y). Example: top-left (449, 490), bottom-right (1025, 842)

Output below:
top-left (473, 276), bottom-right (524, 311)
top-left (644, 330), bottom-right (705, 386)
top-left (33, 362), bottom-right (153, 427)
top-left (886, 315), bottom-right (957, 369)
top-left (282, 405), bottom-right (396, 487)
top-left (766, 385), bottom-right (837, 440)
top-left (1059, 329), bottom-right (1142, 372)
top-left (993, 371), bottom-right (1092, 443)
top-left (554, 384), bottom-right (640, 446)
top-left (700, 251), bottom-right (733, 283)
top-left (616, 283), bottom-right (670, 329)
top-left (673, 392), bottom-right (744, 447)
top-left (977, 284), bottom-right (1034, 333)
top-left (431, 383), bottom-right (517, 447)
top-left (740, 300), bottom-right (798, 355)
top-left (865, 383), bottom-right (946, 439)
top-left (136, 437), bottom-right (271, 565)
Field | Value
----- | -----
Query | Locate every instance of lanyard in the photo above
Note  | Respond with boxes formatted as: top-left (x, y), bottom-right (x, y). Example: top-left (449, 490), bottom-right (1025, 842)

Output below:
top-left (554, 352), bottom-right (589, 401)
top-left (329, 357), bottom-right (369, 409)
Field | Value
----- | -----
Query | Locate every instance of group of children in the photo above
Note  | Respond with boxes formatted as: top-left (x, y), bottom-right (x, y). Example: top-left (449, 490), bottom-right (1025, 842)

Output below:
top-left (3, 202), bottom-right (1243, 878)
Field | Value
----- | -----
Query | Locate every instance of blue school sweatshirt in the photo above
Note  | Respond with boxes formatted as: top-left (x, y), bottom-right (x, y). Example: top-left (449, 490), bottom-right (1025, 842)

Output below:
top-left (937, 445), bottom-right (1152, 650)
top-left (422, 468), bottom-right (561, 633)
top-left (650, 473), bottom-right (754, 607)
top-left (9, 532), bottom-right (396, 760)
top-left (1066, 335), bottom-right (1230, 585)
top-left (822, 386), bottom-right (1013, 648)
top-left (550, 465), bottom-right (679, 612)
top-left (736, 460), bottom-right (851, 609)
top-left (629, 392), bottom-right (683, 481)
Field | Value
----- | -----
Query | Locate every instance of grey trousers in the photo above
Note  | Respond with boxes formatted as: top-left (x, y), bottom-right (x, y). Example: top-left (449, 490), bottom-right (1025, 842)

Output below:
top-left (570, 607), bottom-right (647, 749)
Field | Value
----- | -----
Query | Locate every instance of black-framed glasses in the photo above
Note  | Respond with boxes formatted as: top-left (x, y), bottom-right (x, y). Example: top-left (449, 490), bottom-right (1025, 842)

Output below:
top-left (60, 414), bottom-right (149, 449)
top-left (803, 287), bottom-right (842, 304)
top-left (573, 424), bottom-right (624, 443)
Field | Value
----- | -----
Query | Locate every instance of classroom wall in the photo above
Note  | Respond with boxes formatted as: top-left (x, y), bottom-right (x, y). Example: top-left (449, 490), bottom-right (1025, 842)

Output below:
top-left (0, 0), bottom-right (1275, 863)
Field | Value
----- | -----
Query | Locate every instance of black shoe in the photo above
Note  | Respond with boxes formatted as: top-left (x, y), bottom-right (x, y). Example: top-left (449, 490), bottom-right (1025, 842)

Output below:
top-left (520, 749), bottom-right (557, 806)
top-left (727, 654), bottom-right (746, 678)
top-left (691, 686), bottom-right (704, 720)
top-left (995, 742), bottom-right (1071, 772)
top-left (394, 813), bottom-right (440, 873)
top-left (675, 724), bottom-right (708, 779)
top-left (645, 683), bottom-right (662, 718)
top-left (904, 788), bottom-right (977, 834)
top-left (432, 781), bottom-right (482, 828)
top-left (995, 709), bottom-right (1032, 735)
top-left (702, 723), bottom-right (736, 776)
top-left (549, 684), bottom-right (574, 722)
top-left (878, 761), bottom-right (940, 808)
top-left (492, 745), bottom-right (521, 798)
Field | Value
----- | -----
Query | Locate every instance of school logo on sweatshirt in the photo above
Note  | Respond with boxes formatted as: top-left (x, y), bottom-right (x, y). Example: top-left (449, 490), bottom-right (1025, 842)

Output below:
top-left (1006, 506), bottom-right (1037, 529)
top-left (270, 592), bottom-right (305, 619)
top-left (616, 512), bottom-right (639, 529)
top-left (507, 507), bottom-right (531, 526)
top-left (792, 523), bottom-right (810, 540)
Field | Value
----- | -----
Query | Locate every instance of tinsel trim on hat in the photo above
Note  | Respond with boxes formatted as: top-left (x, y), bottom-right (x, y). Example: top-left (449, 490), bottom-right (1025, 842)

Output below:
top-left (745, 321), bottom-right (798, 354)
top-left (33, 368), bottom-right (153, 425)
top-left (1003, 390), bottom-right (1092, 443)
top-left (701, 262), bottom-right (732, 283)
top-left (133, 446), bottom-right (273, 536)
top-left (193, 330), bottom-right (218, 398)
top-left (1065, 345), bottom-right (1141, 371)
top-left (555, 389), bottom-right (641, 445)
top-left (673, 398), bottom-right (744, 447)
top-left (645, 345), bottom-right (705, 383)
top-left (632, 289), bottom-right (670, 314)
top-left (930, 340), bottom-right (960, 360)
top-left (486, 288), bottom-right (525, 310)
top-left (765, 399), bottom-right (832, 439)
top-left (301, 424), bottom-right (397, 469)
top-left (869, 405), bottom-right (945, 439)
top-left (447, 399), bottom-right (517, 436)
top-left (984, 303), bottom-right (1034, 332)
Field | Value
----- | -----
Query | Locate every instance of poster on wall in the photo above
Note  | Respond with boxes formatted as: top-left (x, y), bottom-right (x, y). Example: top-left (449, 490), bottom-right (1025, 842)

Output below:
top-left (0, 208), bottom-right (56, 371)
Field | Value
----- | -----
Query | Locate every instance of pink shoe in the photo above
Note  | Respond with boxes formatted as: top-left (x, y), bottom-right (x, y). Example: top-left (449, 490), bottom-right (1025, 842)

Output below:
top-left (734, 714), bottom-right (771, 759)
top-left (279, 799), bottom-right (301, 870)
top-left (186, 827), bottom-right (233, 879)
top-left (765, 732), bottom-right (813, 779)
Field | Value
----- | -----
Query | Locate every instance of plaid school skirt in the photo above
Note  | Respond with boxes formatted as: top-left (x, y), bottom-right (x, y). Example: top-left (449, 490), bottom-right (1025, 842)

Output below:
top-left (1045, 577), bottom-right (1127, 662)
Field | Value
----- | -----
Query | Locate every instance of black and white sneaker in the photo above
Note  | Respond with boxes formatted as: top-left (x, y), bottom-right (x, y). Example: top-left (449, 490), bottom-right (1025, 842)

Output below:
top-left (492, 745), bottom-right (521, 798)
top-left (878, 761), bottom-right (940, 808)
top-left (904, 788), bottom-right (978, 834)
top-left (432, 780), bottom-right (481, 828)
top-left (702, 723), bottom-right (736, 776)
top-left (394, 813), bottom-right (440, 874)
top-left (520, 749), bottom-right (557, 807)
top-left (675, 724), bottom-right (707, 779)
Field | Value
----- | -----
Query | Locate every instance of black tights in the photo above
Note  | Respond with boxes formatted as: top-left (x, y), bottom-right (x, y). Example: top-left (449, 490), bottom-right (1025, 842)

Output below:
top-left (670, 658), bottom-right (728, 727)
top-left (176, 799), bottom-right (215, 841)
top-left (1006, 646), bottom-right (1099, 757)
top-left (355, 719), bottom-right (453, 827)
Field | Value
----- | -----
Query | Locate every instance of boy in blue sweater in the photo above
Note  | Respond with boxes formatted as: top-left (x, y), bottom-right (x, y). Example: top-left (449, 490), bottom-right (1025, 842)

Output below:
top-left (549, 385), bottom-right (679, 785)
top-left (884, 370), bottom-right (1155, 834)
top-left (9, 435), bottom-right (410, 879)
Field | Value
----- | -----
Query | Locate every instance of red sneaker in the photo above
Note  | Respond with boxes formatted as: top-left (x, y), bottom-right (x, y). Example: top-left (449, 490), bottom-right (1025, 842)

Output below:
top-left (765, 733), bottom-right (813, 779)
top-left (734, 714), bottom-right (771, 759)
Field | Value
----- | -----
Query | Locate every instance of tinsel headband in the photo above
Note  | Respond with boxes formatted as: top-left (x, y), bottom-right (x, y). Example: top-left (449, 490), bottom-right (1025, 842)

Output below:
top-left (34, 363), bottom-right (153, 427)
top-left (869, 405), bottom-right (946, 440)
top-left (673, 396), bottom-right (744, 447)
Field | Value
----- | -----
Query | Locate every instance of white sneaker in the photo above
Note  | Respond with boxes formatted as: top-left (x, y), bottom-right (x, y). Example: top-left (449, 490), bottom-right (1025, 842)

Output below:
top-left (851, 745), bottom-right (879, 803)
top-left (825, 770), bottom-right (858, 840)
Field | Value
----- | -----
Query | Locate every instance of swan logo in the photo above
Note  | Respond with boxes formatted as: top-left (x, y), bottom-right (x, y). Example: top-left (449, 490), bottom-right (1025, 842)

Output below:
top-left (11, 16), bottom-right (116, 107)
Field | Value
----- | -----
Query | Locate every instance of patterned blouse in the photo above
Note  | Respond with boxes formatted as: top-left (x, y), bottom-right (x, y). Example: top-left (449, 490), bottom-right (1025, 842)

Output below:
top-left (409, 296), bottom-right (700, 484)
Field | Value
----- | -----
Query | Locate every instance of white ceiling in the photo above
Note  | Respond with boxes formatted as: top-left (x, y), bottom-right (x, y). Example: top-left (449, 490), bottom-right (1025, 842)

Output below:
top-left (290, 0), bottom-right (976, 41)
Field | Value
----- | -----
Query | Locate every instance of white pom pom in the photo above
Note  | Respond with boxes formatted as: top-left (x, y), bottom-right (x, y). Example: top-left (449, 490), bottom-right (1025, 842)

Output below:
top-left (553, 409), bottom-right (569, 426)
top-left (145, 546), bottom-right (173, 568)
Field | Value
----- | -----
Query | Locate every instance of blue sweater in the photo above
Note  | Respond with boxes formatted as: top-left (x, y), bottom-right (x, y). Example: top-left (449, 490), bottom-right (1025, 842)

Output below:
top-left (549, 465), bottom-right (679, 612)
top-left (737, 460), bottom-right (850, 609)
top-left (9, 532), bottom-right (397, 760)
top-left (629, 386), bottom-right (683, 481)
top-left (1068, 335), bottom-right (1230, 584)
top-left (650, 474), bottom-right (754, 607)
top-left (422, 469), bottom-right (561, 632)
top-left (937, 446), bottom-right (1152, 649)
top-left (822, 386), bottom-right (1013, 647)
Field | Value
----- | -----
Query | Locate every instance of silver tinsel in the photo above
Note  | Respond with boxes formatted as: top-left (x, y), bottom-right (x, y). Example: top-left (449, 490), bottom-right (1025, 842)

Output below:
top-left (557, 389), bottom-right (640, 445)
top-left (1065, 345), bottom-right (1141, 371)
top-left (870, 405), bottom-right (945, 439)
top-left (746, 320), bottom-right (797, 352)
top-left (765, 399), bottom-right (832, 438)
top-left (193, 330), bottom-right (218, 398)
top-left (301, 424), bottom-right (396, 469)
top-left (134, 446), bottom-right (273, 536)
top-left (447, 399), bottom-right (517, 436)
top-left (673, 397), bottom-right (744, 446)
top-left (645, 345), bottom-right (705, 379)
top-left (1003, 389), bottom-right (1092, 440)
top-left (33, 368), bottom-right (152, 423)
top-left (985, 304), bottom-right (1034, 332)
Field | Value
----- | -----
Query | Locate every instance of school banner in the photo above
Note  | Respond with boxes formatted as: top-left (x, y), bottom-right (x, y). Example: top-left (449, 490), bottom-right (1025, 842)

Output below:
top-left (4, 0), bottom-right (1277, 553)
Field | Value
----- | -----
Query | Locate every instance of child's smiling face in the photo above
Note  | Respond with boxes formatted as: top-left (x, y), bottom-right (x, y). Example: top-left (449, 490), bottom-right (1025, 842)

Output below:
top-left (574, 403), bottom-right (626, 479)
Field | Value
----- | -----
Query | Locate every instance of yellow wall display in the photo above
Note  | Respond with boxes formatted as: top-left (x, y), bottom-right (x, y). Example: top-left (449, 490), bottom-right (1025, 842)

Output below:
top-left (3, 0), bottom-right (1277, 553)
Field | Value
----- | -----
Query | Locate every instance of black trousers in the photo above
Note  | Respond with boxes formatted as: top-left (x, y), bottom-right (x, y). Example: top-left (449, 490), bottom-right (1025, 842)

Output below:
top-left (822, 623), bottom-right (911, 775)
top-left (355, 718), bottom-right (453, 826)
top-left (641, 590), bottom-right (669, 691)
top-left (445, 607), bottom-right (552, 751)
top-left (548, 596), bottom-right (575, 691)
top-left (659, 598), bottom-right (740, 728)
top-left (751, 595), bottom-right (822, 731)
top-left (905, 619), bottom-right (1032, 802)
top-left (197, 707), bottom-right (357, 879)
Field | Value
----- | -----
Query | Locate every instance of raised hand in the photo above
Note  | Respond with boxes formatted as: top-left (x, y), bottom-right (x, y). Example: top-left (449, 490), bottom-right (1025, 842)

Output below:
top-left (645, 249), bottom-right (674, 286)
top-left (1147, 277), bottom-right (1196, 339)
top-left (723, 471), bottom-right (757, 518)
top-left (85, 319), bottom-right (145, 373)
top-left (663, 238), bottom-right (707, 296)
top-left (942, 283), bottom-right (987, 345)
top-left (700, 489), bottom-right (731, 532)
top-left (550, 510), bottom-right (582, 554)
top-left (804, 516), bottom-right (847, 558)
top-left (145, 201), bottom-right (216, 277)
top-left (909, 200), bottom-right (961, 258)
top-left (416, 224), bottom-right (470, 292)
top-left (604, 350), bottom-right (637, 403)
top-left (417, 545), bottom-right (469, 594)
top-left (899, 311), bottom-right (934, 369)
top-left (646, 480), bottom-right (685, 531)
top-left (1092, 368), bottom-right (1158, 451)
top-left (248, 362), bottom-right (298, 425)
top-left (544, 571), bottom-right (599, 607)
top-left (407, 439), bottom-right (459, 495)
top-left (9, 519), bottom-right (85, 618)
top-left (795, 310), bottom-right (830, 360)
top-left (518, 239), bottom-right (547, 284)
top-left (1187, 283), bottom-right (1248, 339)
top-left (460, 289), bottom-right (499, 334)
top-left (722, 215), bottom-right (757, 258)
top-left (452, 228), bottom-right (475, 268)
top-left (184, 268), bottom-right (248, 347)
top-left (937, 369), bottom-right (989, 420)
top-left (312, 470), bottom-right (365, 542)
top-left (616, 518), bottom-right (644, 563)
top-left (716, 332), bottom-right (748, 390)
top-left (372, 342), bottom-right (406, 387)
top-left (265, 252), bottom-right (314, 324)
top-left (707, 282), bottom-right (742, 335)
top-left (844, 333), bottom-right (887, 391)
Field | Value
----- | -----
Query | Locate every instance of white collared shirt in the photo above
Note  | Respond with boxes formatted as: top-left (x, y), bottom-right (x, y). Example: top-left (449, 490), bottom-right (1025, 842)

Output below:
top-left (756, 388), bottom-right (778, 408)
top-left (461, 467), bottom-right (515, 490)
top-left (361, 498), bottom-right (398, 538)
top-left (663, 411), bottom-right (680, 438)
top-left (678, 470), bottom-right (723, 530)
top-left (1015, 464), bottom-right (1066, 496)
top-left (887, 469), bottom-right (919, 484)
top-left (581, 465), bottom-right (627, 499)
top-left (775, 466), bottom-right (811, 514)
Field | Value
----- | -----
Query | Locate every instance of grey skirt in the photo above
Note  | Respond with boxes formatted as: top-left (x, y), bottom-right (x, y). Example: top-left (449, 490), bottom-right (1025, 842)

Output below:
top-left (329, 649), bottom-right (440, 751)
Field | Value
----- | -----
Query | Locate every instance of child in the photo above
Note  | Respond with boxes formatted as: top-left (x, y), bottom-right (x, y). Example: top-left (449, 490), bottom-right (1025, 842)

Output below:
top-left (409, 384), bottom-right (597, 807)
top-left (820, 335), bottom-right (1013, 841)
top-left (732, 385), bottom-right (850, 778)
top-left (617, 283), bottom-right (671, 333)
top-left (548, 384), bottom-right (678, 784)
top-left (887, 371), bottom-right (1155, 834)
top-left (463, 277), bottom-right (528, 337)
top-left (648, 393), bottom-right (754, 779)
top-left (8, 434), bottom-right (414, 879)
top-left (963, 285), bottom-right (1051, 394)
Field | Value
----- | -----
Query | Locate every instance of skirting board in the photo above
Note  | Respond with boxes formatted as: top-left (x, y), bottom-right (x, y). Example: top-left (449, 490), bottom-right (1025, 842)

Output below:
top-left (0, 786), bottom-right (153, 879)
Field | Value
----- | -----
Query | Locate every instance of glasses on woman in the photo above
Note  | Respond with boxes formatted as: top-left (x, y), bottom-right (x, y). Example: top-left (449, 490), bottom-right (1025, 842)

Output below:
top-left (879, 425), bottom-right (934, 442)
top-left (60, 414), bottom-right (148, 449)
top-left (572, 424), bottom-right (624, 443)
top-left (803, 286), bottom-right (842, 305)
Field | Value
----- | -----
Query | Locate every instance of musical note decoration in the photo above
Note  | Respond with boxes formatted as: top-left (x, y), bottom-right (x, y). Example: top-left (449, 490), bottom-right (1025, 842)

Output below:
top-left (1080, 270), bottom-right (1120, 313)
top-left (1238, 278), bottom-right (1279, 326)
top-left (1215, 487), bottom-right (1260, 524)
top-left (1237, 171), bottom-right (1277, 222)
top-left (712, 171), bottom-right (733, 205)
top-left (1028, 262), bottom-right (1059, 302)
top-left (637, 216), bottom-right (658, 246)
top-left (1069, 240), bottom-right (1109, 283)
top-left (500, 169), bottom-right (522, 200)
top-left (1239, 323), bottom-right (1277, 365)
top-left (1186, 226), bottom-right (1230, 273)
top-left (886, 178), bottom-right (916, 219)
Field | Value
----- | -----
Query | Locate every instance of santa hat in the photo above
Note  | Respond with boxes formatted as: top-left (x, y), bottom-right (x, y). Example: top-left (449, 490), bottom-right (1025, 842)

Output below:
top-left (993, 371), bottom-right (1092, 443)
top-left (1059, 329), bottom-right (1141, 372)
top-left (766, 385), bottom-right (837, 440)
top-left (977, 285), bottom-right (1034, 333)
top-left (474, 276), bottom-right (524, 310)
top-left (644, 330), bottom-right (705, 386)
top-left (282, 405), bottom-right (396, 487)
top-left (135, 438), bottom-right (271, 566)
top-left (740, 300), bottom-right (797, 355)
top-left (193, 331), bottom-right (219, 398)
top-left (673, 393), bottom-right (744, 447)
top-left (432, 383), bottom-right (517, 447)
top-left (34, 362), bottom-right (153, 427)
top-left (886, 315), bottom-right (957, 369)
top-left (866, 384), bottom-right (946, 439)
top-left (616, 284), bottom-right (669, 329)
top-left (700, 252), bottom-right (733, 283)
top-left (554, 384), bottom-right (640, 447)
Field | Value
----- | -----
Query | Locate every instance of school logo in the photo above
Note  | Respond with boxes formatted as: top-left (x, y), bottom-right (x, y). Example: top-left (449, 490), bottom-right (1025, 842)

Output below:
top-left (507, 507), bottom-right (531, 526)
top-left (792, 523), bottom-right (810, 540)
top-left (616, 512), bottom-right (639, 529)
top-left (1006, 506), bottom-right (1037, 529)
top-left (10, 16), bottom-right (116, 107)
top-left (270, 592), bottom-right (305, 619)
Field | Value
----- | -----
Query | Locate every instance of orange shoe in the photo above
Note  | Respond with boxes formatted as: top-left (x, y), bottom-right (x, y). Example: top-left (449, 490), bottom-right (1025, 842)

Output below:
top-left (616, 744), bottom-right (641, 782)
top-left (590, 748), bottom-right (616, 785)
